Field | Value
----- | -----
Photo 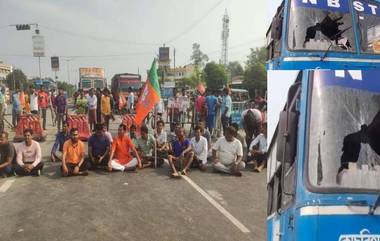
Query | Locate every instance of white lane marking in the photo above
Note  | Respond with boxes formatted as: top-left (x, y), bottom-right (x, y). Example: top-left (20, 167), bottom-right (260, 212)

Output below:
top-left (0, 179), bottom-right (15, 192)
top-left (182, 175), bottom-right (250, 233)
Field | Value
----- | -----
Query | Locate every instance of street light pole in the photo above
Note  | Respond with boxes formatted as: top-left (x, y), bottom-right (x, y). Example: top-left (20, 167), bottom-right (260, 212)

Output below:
top-left (38, 56), bottom-right (41, 80)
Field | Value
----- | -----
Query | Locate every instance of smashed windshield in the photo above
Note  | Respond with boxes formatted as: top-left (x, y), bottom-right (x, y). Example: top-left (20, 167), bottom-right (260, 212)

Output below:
top-left (288, 0), bottom-right (355, 52)
top-left (355, 0), bottom-right (380, 54)
top-left (308, 70), bottom-right (380, 191)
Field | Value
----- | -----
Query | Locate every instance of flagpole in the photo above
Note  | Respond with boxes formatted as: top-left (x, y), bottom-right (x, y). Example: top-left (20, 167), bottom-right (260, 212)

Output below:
top-left (154, 106), bottom-right (157, 168)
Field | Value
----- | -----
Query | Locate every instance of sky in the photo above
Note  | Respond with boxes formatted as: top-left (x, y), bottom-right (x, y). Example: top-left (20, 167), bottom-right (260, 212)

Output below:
top-left (0, 0), bottom-right (269, 86)
top-left (267, 70), bottom-right (299, 144)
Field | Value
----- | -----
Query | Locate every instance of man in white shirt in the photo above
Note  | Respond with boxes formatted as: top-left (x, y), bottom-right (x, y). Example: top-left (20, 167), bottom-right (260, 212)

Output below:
top-left (212, 126), bottom-right (245, 176)
top-left (127, 88), bottom-right (135, 114)
top-left (248, 125), bottom-right (267, 172)
top-left (155, 120), bottom-right (168, 162)
top-left (14, 128), bottom-right (43, 176)
top-left (86, 88), bottom-right (97, 131)
top-left (191, 125), bottom-right (208, 171)
top-left (29, 87), bottom-right (39, 114)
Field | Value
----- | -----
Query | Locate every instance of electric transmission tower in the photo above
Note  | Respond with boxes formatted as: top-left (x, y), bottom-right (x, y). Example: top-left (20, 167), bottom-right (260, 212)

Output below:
top-left (221, 9), bottom-right (229, 67)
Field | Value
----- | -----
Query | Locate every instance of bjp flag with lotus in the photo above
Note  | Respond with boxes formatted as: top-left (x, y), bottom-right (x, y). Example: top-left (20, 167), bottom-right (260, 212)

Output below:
top-left (134, 59), bottom-right (161, 125)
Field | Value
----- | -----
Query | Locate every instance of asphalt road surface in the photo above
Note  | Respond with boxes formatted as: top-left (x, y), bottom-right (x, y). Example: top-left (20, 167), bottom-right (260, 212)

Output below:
top-left (0, 108), bottom-right (267, 241)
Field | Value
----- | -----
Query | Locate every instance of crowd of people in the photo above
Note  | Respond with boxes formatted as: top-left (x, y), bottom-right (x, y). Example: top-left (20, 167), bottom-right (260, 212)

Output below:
top-left (0, 85), bottom-right (267, 178)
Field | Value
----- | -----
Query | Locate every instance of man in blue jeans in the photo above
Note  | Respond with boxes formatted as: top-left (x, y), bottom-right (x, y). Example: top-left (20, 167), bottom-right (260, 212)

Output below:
top-left (168, 127), bottom-right (194, 178)
top-left (0, 132), bottom-right (15, 177)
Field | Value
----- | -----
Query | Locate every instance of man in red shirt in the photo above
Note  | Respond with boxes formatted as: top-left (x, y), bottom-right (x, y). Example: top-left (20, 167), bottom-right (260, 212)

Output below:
top-left (38, 85), bottom-right (49, 130)
top-left (108, 124), bottom-right (142, 172)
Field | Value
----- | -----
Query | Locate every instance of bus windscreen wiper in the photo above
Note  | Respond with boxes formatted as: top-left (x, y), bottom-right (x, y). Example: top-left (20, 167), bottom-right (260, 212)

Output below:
top-left (321, 26), bottom-right (352, 61)
top-left (369, 193), bottom-right (380, 215)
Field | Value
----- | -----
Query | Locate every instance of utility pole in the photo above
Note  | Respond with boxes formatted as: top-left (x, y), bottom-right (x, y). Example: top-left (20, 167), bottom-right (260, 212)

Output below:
top-left (221, 9), bottom-right (229, 67)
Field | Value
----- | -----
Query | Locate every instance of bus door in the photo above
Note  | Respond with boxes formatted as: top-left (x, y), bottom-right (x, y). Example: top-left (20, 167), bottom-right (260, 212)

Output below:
top-left (267, 75), bottom-right (301, 241)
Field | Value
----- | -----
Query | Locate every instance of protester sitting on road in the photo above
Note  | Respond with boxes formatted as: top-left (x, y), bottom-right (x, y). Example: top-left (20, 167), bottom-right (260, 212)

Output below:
top-left (108, 124), bottom-right (142, 172)
top-left (14, 129), bottom-right (43, 176)
top-left (50, 121), bottom-right (70, 162)
top-left (198, 121), bottom-right (211, 151)
top-left (212, 126), bottom-right (245, 176)
top-left (155, 120), bottom-right (168, 163)
top-left (135, 124), bottom-right (156, 168)
top-left (231, 123), bottom-right (246, 147)
top-left (0, 132), bottom-right (15, 177)
top-left (248, 125), bottom-right (267, 173)
top-left (87, 123), bottom-right (111, 170)
top-left (190, 125), bottom-right (208, 171)
top-left (168, 127), bottom-right (194, 178)
top-left (61, 128), bottom-right (88, 177)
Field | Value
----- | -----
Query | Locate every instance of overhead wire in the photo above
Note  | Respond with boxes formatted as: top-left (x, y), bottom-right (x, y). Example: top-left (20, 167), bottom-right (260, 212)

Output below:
top-left (39, 24), bottom-right (160, 46)
top-left (165, 0), bottom-right (227, 44)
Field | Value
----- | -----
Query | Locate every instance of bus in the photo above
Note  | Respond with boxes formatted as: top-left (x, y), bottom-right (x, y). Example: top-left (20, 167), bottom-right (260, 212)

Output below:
top-left (111, 73), bottom-right (142, 111)
top-left (230, 88), bottom-right (250, 124)
top-left (267, 69), bottom-right (380, 241)
top-left (266, 0), bottom-right (380, 70)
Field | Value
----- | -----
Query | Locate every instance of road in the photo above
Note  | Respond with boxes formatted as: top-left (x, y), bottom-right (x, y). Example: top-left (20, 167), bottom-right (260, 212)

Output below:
top-left (0, 108), bottom-right (267, 241)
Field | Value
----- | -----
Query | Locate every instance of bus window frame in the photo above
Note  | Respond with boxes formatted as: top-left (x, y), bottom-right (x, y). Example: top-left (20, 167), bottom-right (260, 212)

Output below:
top-left (304, 71), bottom-right (380, 194)
top-left (266, 2), bottom-right (284, 61)
top-left (285, 0), bottom-right (357, 55)
top-left (267, 77), bottom-right (301, 216)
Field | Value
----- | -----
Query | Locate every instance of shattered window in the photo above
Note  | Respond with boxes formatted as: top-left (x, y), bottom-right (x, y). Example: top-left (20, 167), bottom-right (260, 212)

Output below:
top-left (288, 0), bottom-right (355, 52)
top-left (308, 70), bottom-right (380, 191)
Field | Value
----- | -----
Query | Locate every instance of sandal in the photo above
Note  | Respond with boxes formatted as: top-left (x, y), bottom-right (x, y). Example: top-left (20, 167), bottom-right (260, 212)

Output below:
top-left (171, 172), bottom-right (182, 178)
top-left (181, 170), bottom-right (187, 176)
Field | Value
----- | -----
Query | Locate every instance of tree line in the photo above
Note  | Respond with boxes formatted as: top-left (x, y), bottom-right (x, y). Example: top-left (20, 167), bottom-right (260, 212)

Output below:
top-left (183, 43), bottom-right (267, 98)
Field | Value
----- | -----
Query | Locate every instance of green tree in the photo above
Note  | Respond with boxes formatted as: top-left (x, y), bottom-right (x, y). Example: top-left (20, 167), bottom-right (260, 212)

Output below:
top-left (227, 61), bottom-right (244, 78)
top-left (243, 47), bottom-right (267, 97)
top-left (203, 62), bottom-right (227, 89)
top-left (190, 43), bottom-right (209, 67)
top-left (5, 69), bottom-right (27, 90)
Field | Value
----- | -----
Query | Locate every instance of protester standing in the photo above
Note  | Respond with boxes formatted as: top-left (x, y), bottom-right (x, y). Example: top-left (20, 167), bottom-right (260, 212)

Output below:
top-left (87, 88), bottom-right (97, 131)
top-left (38, 85), bottom-right (49, 130)
top-left (55, 88), bottom-right (67, 131)
top-left (101, 89), bottom-right (112, 131)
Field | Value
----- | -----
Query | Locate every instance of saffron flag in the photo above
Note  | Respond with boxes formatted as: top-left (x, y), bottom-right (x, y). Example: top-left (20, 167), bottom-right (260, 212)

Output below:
top-left (135, 59), bottom-right (161, 125)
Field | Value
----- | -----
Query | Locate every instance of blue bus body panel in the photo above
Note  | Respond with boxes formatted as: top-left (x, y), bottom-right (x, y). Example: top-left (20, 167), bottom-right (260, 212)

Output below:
top-left (296, 212), bottom-right (380, 241)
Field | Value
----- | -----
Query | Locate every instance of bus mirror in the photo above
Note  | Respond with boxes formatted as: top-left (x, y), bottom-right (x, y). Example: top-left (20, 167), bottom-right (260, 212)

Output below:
top-left (276, 111), bottom-right (297, 164)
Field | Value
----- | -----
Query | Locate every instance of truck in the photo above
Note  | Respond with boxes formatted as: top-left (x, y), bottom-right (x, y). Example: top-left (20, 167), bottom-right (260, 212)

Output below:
top-left (78, 67), bottom-right (107, 91)
top-left (111, 73), bottom-right (142, 111)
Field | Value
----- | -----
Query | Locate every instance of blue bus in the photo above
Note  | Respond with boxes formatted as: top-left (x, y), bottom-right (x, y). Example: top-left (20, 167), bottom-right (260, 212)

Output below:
top-left (266, 0), bottom-right (380, 70)
top-left (267, 69), bottom-right (380, 241)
